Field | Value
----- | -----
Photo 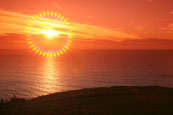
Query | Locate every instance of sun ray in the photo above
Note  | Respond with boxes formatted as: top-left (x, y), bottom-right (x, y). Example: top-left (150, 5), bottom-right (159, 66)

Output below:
top-left (26, 11), bottom-right (71, 58)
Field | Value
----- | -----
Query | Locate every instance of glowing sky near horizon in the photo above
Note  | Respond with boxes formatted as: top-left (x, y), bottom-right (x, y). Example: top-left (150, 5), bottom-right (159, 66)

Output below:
top-left (0, 0), bottom-right (173, 49)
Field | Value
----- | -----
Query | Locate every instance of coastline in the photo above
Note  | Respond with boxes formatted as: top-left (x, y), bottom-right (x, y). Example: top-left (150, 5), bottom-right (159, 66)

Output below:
top-left (1, 86), bottom-right (173, 115)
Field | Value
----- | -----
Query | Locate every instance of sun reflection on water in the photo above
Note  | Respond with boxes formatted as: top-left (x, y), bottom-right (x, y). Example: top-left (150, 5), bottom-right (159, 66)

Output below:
top-left (40, 58), bottom-right (60, 95)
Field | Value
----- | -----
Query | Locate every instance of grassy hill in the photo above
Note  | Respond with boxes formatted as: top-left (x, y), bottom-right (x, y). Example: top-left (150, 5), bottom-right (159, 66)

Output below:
top-left (1, 86), bottom-right (173, 115)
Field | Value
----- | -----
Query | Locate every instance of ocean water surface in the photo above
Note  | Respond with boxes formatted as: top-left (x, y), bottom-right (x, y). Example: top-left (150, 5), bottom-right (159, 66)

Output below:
top-left (0, 50), bottom-right (173, 98)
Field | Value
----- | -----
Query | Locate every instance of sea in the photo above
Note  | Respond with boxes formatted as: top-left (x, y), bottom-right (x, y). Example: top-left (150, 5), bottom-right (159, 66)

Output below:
top-left (0, 49), bottom-right (173, 98)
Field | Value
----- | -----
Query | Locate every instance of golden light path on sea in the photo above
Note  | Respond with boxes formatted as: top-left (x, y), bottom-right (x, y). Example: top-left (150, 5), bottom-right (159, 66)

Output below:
top-left (25, 11), bottom-right (72, 58)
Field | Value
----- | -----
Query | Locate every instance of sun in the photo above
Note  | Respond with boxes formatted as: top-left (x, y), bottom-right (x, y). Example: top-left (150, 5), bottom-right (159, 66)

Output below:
top-left (26, 11), bottom-right (72, 58)
top-left (43, 30), bottom-right (59, 39)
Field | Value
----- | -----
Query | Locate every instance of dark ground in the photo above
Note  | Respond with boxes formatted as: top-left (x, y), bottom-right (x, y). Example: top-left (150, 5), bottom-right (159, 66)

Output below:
top-left (1, 86), bottom-right (173, 115)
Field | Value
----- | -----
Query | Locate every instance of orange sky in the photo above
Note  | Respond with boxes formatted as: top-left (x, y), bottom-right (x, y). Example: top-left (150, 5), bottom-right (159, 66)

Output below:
top-left (0, 0), bottom-right (173, 50)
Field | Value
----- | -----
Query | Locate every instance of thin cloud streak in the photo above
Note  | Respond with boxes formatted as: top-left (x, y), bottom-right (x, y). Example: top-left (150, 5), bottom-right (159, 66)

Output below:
top-left (0, 9), bottom-right (140, 41)
top-left (51, 2), bottom-right (66, 12)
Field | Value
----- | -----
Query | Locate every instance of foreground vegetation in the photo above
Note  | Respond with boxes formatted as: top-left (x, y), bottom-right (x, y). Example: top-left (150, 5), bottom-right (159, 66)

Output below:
top-left (1, 86), bottom-right (173, 115)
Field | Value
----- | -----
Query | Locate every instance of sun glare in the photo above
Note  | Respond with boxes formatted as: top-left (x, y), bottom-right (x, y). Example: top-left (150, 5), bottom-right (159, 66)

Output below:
top-left (26, 11), bottom-right (71, 58)
top-left (43, 30), bottom-right (59, 39)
